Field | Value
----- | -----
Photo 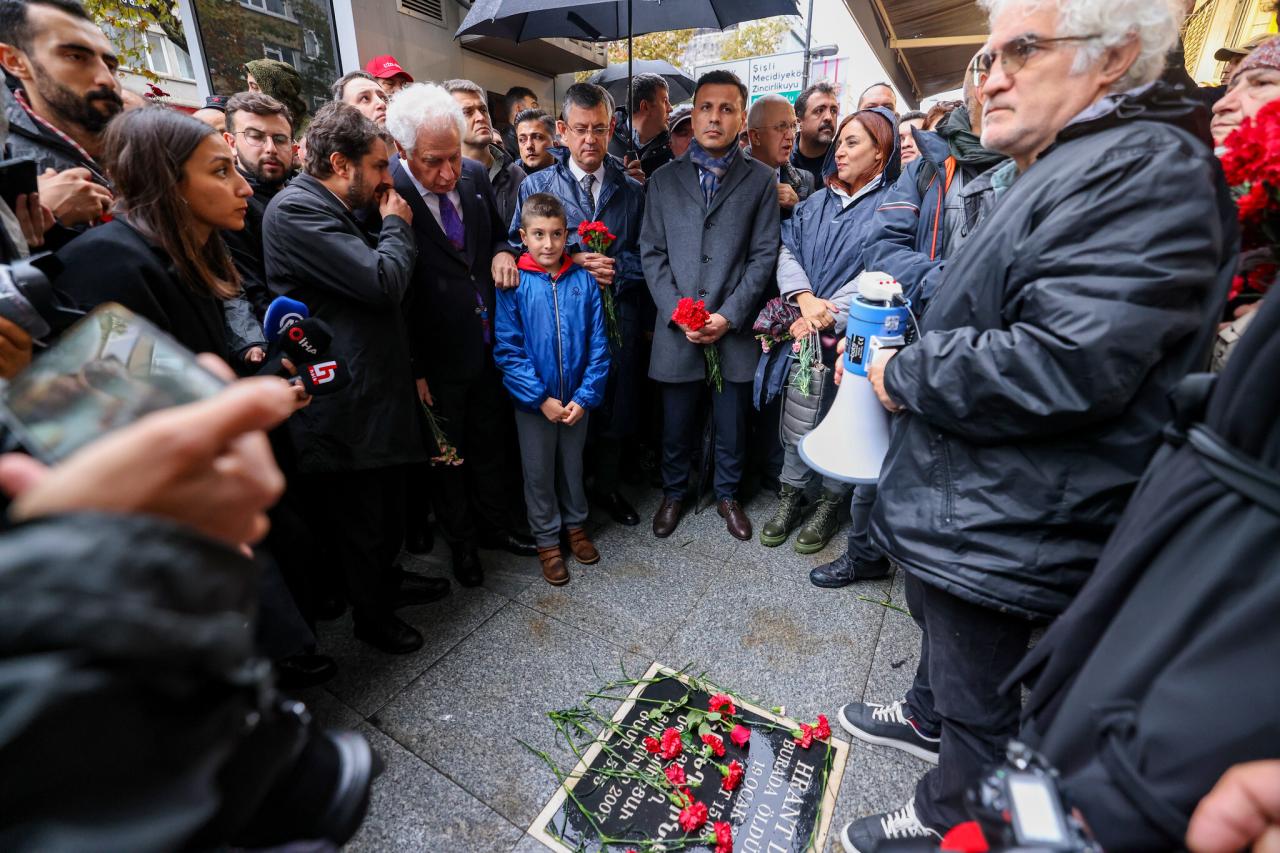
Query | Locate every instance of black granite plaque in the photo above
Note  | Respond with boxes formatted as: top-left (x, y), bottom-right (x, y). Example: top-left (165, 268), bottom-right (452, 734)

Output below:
top-left (530, 663), bottom-right (848, 852)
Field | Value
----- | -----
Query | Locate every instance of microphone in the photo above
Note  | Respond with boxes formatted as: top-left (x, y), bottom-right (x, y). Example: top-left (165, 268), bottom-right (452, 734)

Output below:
top-left (281, 317), bottom-right (333, 364)
top-left (298, 358), bottom-right (351, 395)
top-left (263, 296), bottom-right (309, 342)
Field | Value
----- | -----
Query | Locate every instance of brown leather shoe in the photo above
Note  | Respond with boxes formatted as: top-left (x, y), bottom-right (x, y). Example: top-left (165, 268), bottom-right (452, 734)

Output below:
top-left (538, 546), bottom-right (570, 586)
top-left (718, 499), bottom-right (752, 541)
top-left (652, 497), bottom-right (683, 538)
top-left (566, 527), bottom-right (600, 564)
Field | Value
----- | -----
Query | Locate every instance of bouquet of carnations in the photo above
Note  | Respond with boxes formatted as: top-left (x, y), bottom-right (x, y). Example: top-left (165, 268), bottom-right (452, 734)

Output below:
top-left (672, 297), bottom-right (723, 392)
top-left (1220, 98), bottom-right (1280, 301)
top-left (422, 403), bottom-right (462, 466)
top-left (577, 220), bottom-right (621, 347)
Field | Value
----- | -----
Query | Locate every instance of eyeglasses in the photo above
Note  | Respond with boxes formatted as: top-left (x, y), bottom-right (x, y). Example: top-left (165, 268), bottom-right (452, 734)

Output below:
top-left (760, 121), bottom-right (797, 136)
top-left (974, 34), bottom-right (1101, 82)
top-left (567, 124), bottom-right (610, 139)
top-left (236, 128), bottom-right (291, 149)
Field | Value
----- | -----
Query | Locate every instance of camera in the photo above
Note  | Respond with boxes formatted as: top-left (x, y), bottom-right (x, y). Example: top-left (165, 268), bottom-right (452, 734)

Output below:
top-left (0, 253), bottom-right (81, 344)
top-left (875, 742), bottom-right (1099, 852)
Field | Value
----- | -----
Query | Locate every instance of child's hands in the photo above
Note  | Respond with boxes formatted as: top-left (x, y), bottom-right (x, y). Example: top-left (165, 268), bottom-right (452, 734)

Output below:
top-left (540, 397), bottom-right (566, 423)
top-left (562, 402), bottom-right (585, 426)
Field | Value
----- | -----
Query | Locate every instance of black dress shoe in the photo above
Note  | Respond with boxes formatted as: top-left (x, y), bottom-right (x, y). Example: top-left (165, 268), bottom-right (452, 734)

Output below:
top-left (276, 653), bottom-right (338, 689)
top-left (353, 615), bottom-right (423, 654)
top-left (809, 555), bottom-right (892, 589)
top-left (453, 547), bottom-right (484, 587)
top-left (404, 525), bottom-right (434, 555)
top-left (477, 530), bottom-right (538, 557)
top-left (394, 574), bottom-right (451, 608)
top-left (652, 497), bottom-right (683, 538)
top-left (594, 491), bottom-right (640, 526)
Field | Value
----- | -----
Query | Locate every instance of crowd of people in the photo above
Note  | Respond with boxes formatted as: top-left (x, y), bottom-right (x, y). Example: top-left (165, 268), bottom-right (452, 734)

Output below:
top-left (0, 0), bottom-right (1276, 848)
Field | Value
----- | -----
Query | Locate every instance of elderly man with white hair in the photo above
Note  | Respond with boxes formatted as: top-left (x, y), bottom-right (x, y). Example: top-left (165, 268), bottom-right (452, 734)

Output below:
top-left (745, 93), bottom-right (814, 219)
top-left (835, 0), bottom-right (1237, 848)
top-left (383, 83), bottom-right (534, 591)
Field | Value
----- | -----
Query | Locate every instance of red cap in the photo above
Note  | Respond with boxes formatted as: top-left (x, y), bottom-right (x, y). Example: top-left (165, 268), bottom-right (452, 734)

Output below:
top-left (365, 55), bottom-right (413, 82)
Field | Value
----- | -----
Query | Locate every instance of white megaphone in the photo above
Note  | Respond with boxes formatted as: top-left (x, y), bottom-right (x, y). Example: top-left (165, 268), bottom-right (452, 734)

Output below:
top-left (798, 272), bottom-right (911, 484)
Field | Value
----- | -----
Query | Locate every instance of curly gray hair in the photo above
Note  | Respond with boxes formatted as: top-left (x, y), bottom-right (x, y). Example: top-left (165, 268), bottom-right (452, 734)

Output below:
top-left (385, 83), bottom-right (466, 155)
top-left (978, 0), bottom-right (1179, 92)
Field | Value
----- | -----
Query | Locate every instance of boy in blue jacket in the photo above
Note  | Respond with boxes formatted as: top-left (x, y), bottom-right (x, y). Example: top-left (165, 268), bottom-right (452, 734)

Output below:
top-left (495, 193), bottom-right (611, 586)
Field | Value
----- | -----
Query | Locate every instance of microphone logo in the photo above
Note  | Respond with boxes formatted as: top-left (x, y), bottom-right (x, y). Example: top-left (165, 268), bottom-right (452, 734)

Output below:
top-left (278, 312), bottom-right (304, 332)
top-left (308, 361), bottom-right (338, 385)
top-left (287, 325), bottom-right (321, 357)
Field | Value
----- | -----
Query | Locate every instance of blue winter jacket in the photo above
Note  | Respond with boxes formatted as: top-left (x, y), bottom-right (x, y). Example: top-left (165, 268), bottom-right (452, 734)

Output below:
top-left (859, 128), bottom-right (953, 307)
top-left (494, 255), bottom-right (611, 413)
top-left (508, 147), bottom-right (646, 298)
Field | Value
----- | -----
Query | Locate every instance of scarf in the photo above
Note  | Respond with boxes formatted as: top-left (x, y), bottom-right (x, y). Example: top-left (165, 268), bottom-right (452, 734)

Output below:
top-left (936, 106), bottom-right (1004, 171)
top-left (244, 59), bottom-right (309, 131)
top-left (688, 139), bottom-right (738, 207)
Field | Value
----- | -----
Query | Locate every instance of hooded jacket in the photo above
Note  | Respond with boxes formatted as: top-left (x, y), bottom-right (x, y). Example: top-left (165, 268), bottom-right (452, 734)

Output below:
top-left (510, 146), bottom-right (645, 298)
top-left (244, 60), bottom-right (308, 133)
top-left (869, 82), bottom-right (1238, 620)
top-left (861, 111), bottom-right (1005, 310)
top-left (494, 254), bottom-right (610, 412)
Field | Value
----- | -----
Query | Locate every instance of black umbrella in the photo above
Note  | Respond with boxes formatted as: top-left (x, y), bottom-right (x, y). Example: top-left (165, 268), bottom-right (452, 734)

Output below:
top-left (457, 0), bottom-right (798, 128)
top-left (590, 60), bottom-right (695, 105)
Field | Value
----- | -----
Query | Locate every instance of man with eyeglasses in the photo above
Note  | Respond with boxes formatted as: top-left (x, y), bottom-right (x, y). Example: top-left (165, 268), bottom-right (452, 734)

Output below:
top-left (222, 91), bottom-right (296, 320)
top-left (745, 93), bottom-right (813, 220)
top-left (508, 82), bottom-right (646, 528)
top-left (836, 0), bottom-right (1237, 848)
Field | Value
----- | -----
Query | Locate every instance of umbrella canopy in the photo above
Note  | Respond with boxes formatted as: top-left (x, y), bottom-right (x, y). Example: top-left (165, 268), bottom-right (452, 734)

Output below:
top-left (590, 60), bottom-right (695, 104)
top-left (456, 0), bottom-right (799, 43)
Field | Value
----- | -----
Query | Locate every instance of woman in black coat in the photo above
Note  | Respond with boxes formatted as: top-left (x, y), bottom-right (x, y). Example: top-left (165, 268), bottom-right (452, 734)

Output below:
top-left (55, 107), bottom-right (253, 362)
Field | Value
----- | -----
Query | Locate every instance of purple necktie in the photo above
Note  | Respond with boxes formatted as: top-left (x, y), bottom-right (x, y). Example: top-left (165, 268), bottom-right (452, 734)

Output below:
top-left (436, 192), bottom-right (465, 251)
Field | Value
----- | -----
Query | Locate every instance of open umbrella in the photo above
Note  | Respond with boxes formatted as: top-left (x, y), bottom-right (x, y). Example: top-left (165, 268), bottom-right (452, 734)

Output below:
top-left (457, 0), bottom-right (799, 126)
top-left (590, 60), bottom-right (695, 105)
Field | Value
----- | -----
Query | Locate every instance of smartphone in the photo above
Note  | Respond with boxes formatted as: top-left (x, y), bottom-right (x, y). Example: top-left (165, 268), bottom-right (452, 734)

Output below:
top-left (0, 158), bottom-right (38, 213)
top-left (0, 303), bottom-right (228, 463)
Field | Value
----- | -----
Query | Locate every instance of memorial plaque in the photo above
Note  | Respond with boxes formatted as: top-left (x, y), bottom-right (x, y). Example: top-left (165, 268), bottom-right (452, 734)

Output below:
top-left (529, 663), bottom-right (849, 852)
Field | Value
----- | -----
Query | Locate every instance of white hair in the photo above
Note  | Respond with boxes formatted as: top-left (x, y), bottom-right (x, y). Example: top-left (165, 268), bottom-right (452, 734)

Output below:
top-left (385, 83), bottom-right (466, 154)
top-left (747, 94), bottom-right (793, 129)
top-left (978, 0), bottom-right (1179, 92)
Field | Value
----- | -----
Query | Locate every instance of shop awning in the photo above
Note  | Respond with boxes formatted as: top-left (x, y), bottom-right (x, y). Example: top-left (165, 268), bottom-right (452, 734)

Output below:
top-left (845, 0), bottom-right (988, 105)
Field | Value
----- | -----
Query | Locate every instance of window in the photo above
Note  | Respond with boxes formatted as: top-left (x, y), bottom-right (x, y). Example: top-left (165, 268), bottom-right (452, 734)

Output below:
top-left (172, 43), bottom-right (194, 79)
top-left (104, 25), bottom-right (195, 81)
top-left (262, 43), bottom-right (300, 67)
top-left (240, 0), bottom-right (294, 20)
top-left (145, 33), bottom-right (170, 76)
top-left (303, 28), bottom-right (320, 60)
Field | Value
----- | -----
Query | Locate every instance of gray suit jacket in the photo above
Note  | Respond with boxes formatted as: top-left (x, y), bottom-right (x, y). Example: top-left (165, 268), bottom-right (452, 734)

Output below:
top-left (641, 151), bottom-right (780, 384)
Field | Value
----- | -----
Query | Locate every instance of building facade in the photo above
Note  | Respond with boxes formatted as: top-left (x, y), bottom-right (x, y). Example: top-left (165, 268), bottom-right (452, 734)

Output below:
top-left (1184, 0), bottom-right (1279, 84)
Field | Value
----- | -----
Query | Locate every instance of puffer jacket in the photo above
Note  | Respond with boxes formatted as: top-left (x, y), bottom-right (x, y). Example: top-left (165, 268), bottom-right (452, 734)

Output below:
top-left (494, 254), bottom-right (610, 412)
top-left (869, 82), bottom-right (1238, 620)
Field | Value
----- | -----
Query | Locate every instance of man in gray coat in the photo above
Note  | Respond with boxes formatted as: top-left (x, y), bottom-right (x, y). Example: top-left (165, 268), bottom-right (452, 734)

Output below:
top-left (641, 70), bottom-right (780, 542)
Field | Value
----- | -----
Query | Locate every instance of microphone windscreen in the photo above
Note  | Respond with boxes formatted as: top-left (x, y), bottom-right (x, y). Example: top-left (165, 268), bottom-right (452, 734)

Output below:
top-left (281, 317), bottom-right (334, 363)
top-left (298, 359), bottom-right (351, 395)
top-left (263, 296), bottom-right (309, 342)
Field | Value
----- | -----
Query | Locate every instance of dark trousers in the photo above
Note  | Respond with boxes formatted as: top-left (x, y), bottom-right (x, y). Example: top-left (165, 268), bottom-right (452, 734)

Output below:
top-left (301, 465), bottom-right (406, 624)
top-left (903, 572), bottom-right (1034, 830)
top-left (589, 294), bottom-right (643, 494)
top-left (660, 379), bottom-right (749, 501)
top-left (845, 483), bottom-right (885, 563)
top-left (428, 361), bottom-right (517, 547)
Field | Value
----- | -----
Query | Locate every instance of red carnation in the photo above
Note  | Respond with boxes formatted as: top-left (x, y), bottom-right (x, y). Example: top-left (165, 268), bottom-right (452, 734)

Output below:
top-left (794, 723), bottom-right (815, 749)
top-left (730, 723), bottom-right (751, 748)
top-left (721, 759), bottom-right (745, 792)
top-left (643, 736), bottom-right (661, 754)
top-left (708, 693), bottom-right (737, 715)
top-left (660, 727), bottom-right (683, 760)
top-left (701, 732), bottom-right (726, 757)
top-left (712, 821), bottom-right (733, 853)
top-left (665, 764), bottom-right (687, 786)
top-left (678, 799), bottom-right (708, 833)
top-left (815, 713), bottom-right (831, 742)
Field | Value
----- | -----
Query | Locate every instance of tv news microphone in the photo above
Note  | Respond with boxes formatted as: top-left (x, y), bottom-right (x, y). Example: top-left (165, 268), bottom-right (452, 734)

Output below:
top-left (298, 358), bottom-right (351, 395)
top-left (263, 296), bottom-right (309, 342)
top-left (280, 317), bottom-right (333, 364)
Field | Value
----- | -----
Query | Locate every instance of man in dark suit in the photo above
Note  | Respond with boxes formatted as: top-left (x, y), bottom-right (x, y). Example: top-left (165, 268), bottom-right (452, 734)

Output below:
top-left (262, 102), bottom-right (449, 655)
top-left (384, 83), bottom-right (534, 586)
top-left (641, 70), bottom-right (781, 542)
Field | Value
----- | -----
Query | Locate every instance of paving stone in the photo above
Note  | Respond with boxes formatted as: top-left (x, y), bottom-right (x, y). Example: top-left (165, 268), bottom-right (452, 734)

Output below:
top-left (346, 722), bottom-right (524, 853)
top-left (861, 568), bottom-right (922, 706)
top-left (316, 583), bottom-right (508, 717)
top-left (515, 535), bottom-right (727, 657)
top-left (661, 559), bottom-right (888, 727)
top-left (373, 603), bottom-right (648, 829)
